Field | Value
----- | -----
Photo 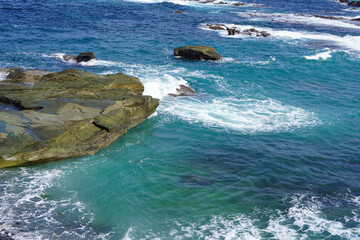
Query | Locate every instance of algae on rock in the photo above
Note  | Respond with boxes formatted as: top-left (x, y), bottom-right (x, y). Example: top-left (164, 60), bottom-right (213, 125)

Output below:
top-left (0, 68), bottom-right (159, 168)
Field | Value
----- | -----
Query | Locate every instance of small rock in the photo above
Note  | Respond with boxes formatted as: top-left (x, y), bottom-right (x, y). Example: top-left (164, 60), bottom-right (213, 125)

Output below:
top-left (174, 45), bottom-right (222, 61)
top-left (232, 2), bottom-right (246, 6)
top-left (75, 52), bottom-right (96, 62)
top-left (348, 1), bottom-right (360, 6)
top-left (227, 27), bottom-right (241, 35)
top-left (169, 85), bottom-right (196, 97)
top-left (206, 23), bottom-right (226, 30)
top-left (242, 28), bottom-right (271, 37)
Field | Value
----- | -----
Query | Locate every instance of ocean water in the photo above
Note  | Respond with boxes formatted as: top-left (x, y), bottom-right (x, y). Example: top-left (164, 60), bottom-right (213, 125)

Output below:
top-left (0, 0), bottom-right (360, 239)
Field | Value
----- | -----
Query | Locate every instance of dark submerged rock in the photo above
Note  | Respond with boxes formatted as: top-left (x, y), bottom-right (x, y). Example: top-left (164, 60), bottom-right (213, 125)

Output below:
top-left (181, 174), bottom-right (213, 185)
top-left (174, 45), bottom-right (222, 61)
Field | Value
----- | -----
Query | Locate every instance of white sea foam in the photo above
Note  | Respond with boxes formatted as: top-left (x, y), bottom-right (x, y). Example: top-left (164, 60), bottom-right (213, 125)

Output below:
top-left (124, 0), bottom-right (241, 7)
top-left (44, 53), bottom-right (191, 100)
top-left (122, 227), bottom-right (135, 240)
top-left (201, 23), bottom-right (360, 52)
top-left (129, 194), bottom-right (360, 239)
top-left (160, 96), bottom-right (320, 133)
top-left (0, 167), bottom-right (110, 240)
top-left (124, 0), bottom-right (227, 6)
top-left (0, 72), bottom-right (8, 81)
top-left (304, 49), bottom-right (335, 60)
top-left (284, 195), bottom-right (360, 238)
top-left (44, 52), bottom-right (319, 132)
top-left (236, 11), bottom-right (360, 30)
top-left (125, 0), bottom-right (193, 5)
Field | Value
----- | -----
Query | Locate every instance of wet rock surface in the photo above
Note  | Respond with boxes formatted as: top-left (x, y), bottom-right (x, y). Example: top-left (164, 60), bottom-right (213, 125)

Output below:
top-left (63, 52), bottom-right (96, 63)
top-left (206, 24), bottom-right (271, 37)
top-left (169, 85), bottom-right (196, 97)
top-left (0, 68), bottom-right (159, 168)
top-left (174, 45), bottom-right (222, 61)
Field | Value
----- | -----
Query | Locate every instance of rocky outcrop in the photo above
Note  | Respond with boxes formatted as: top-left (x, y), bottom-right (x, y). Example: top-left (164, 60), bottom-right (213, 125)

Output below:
top-left (233, 2), bottom-right (246, 6)
top-left (226, 27), bottom-right (241, 35)
top-left (206, 24), bottom-right (271, 37)
top-left (0, 68), bottom-right (51, 85)
top-left (168, 85), bottom-right (196, 97)
top-left (174, 45), bottom-right (222, 61)
top-left (63, 52), bottom-right (96, 63)
top-left (348, 1), bottom-right (360, 6)
top-left (336, 0), bottom-right (360, 7)
top-left (206, 23), bottom-right (226, 30)
top-left (242, 28), bottom-right (271, 37)
top-left (0, 68), bottom-right (159, 168)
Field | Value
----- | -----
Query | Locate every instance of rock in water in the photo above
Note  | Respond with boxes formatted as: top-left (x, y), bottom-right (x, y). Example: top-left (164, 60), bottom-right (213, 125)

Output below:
top-left (348, 1), bottom-right (360, 7)
top-left (206, 24), bottom-right (226, 30)
top-left (174, 45), bottom-right (222, 61)
top-left (76, 52), bottom-right (96, 62)
top-left (63, 54), bottom-right (77, 62)
top-left (0, 68), bottom-right (159, 168)
top-left (168, 85), bottom-right (196, 97)
top-left (233, 2), bottom-right (246, 6)
top-left (1, 67), bottom-right (51, 85)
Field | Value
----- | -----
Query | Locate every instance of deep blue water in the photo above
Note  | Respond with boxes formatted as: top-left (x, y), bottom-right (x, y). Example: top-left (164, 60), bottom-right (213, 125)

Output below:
top-left (0, 0), bottom-right (360, 239)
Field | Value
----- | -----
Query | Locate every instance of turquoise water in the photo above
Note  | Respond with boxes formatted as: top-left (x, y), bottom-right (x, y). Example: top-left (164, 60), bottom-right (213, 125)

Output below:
top-left (0, 0), bottom-right (360, 239)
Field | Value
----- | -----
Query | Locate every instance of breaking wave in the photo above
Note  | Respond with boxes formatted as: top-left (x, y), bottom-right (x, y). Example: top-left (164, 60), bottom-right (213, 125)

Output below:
top-left (236, 11), bottom-right (360, 30)
top-left (160, 96), bottom-right (320, 133)
top-left (201, 23), bottom-right (360, 52)
top-left (304, 49), bottom-right (335, 60)
top-left (122, 194), bottom-right (360, 240)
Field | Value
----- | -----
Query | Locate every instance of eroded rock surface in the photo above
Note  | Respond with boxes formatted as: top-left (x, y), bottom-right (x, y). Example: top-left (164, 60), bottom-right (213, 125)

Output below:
top-left (0, 68), bottom-right (159, 168)
top-left (174, 45), bottom-right (222, 61)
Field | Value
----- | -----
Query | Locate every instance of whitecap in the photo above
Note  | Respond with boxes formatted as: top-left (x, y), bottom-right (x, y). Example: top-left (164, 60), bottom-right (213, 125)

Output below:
top-left (201, 23), bottom-right (360, 52)
top-left (124, 0), bottom-right (239, 7)
top-left (0, 72), bottom-right (8, 81)
top-left (160, 96), bottom-right (320, 133)
top-left (236, 12), bottom-right (360, 30)
top-left (128, 194), bottom-right (360, 239)
top-left (304, 49), bottom-right (335, 60)
top-left (0, 167), bottom-right (111, 239)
